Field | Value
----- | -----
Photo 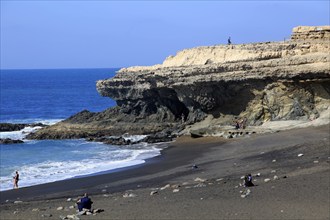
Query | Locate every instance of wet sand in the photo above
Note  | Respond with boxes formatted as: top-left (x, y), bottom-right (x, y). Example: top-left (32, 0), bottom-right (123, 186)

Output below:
top-left (1, 125), bottom-right (329, 219)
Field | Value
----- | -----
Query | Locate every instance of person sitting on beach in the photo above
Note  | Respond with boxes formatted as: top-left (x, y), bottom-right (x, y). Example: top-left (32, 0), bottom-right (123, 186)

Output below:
top-left (77, 193), bottom-right (93, 212)
top-left (13, 171), bottom-right (19, 189)
top-left (243, 174), bottom-right (254, 187)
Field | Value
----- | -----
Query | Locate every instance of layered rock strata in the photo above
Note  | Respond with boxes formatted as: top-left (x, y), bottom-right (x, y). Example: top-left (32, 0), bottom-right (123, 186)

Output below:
top-left (28, 26), bottom-right (330, 140)
top-left (291, 26), bottom-right (330, 41)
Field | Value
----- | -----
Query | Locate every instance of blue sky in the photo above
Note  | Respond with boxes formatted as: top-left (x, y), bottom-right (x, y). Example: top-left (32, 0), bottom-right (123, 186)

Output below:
top-left (1, 1), bottom-right (329, 69)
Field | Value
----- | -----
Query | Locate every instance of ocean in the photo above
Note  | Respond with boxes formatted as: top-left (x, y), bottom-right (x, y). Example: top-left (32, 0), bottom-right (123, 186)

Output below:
top-left (0, 69), bottom-right (166, 191)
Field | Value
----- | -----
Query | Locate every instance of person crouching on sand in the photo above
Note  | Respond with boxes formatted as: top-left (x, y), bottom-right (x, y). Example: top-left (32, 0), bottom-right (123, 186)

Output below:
top-left (243, 174), bottom-right (254, 187)
top-left (77, 193), bottom-right (93, 212)
top-left (13, 170), bottom-right (19, 189)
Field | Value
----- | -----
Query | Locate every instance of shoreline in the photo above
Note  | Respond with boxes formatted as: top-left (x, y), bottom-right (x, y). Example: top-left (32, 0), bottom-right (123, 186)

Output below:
top-left (0, 136), bottom-right (220, 203)
top-left (1, 125), bottom-right (329, 219)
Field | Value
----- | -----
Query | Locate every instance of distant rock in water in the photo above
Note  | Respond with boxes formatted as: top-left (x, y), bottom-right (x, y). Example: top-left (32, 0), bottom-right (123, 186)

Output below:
top-left (28, 26), bottom-right (330, 141)
top-left (0, 123), bottom-right (47, 132)
top-left (0, 138), bottom-right (24, 144)
top-left (0, 123), bottom-right (26, 132)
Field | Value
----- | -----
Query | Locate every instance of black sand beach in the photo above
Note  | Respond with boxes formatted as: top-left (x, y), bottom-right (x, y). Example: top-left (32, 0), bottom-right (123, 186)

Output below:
top-left (0, 137), bottom-right (222, 203)
top-left (1, 125), bottom-right (329, 219)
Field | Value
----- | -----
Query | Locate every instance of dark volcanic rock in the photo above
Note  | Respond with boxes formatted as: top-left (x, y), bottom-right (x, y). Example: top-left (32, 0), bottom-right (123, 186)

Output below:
top-left (0, 138), bottom-right (24, 144)
top-left (0, 123), bottom-right (26, 132)
top-left (141, 133), bottom-right (174, 143)
top-left (86, 131), bottom-right (174, 145)
top-left (0, 123), bottom-right (47, 132)
top-left (87, 136), bottom-right (132, 145)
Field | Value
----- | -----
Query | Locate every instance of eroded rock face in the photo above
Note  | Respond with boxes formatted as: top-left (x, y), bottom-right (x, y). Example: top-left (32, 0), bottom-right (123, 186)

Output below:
top-left (29, 26), bottom-right (330, 140)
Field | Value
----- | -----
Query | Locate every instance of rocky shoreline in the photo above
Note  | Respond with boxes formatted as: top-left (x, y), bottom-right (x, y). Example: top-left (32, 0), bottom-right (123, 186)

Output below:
top-left (0, 123), bottom-right (48, 144)
top-left (0, 123), bottom-right (47, 132)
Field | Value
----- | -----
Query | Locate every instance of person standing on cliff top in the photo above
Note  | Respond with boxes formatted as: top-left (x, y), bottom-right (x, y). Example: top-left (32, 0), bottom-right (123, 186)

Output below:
top-left (13, 170), bottom-right (19, 189)
top-left (228, 37), bottom-right (231, 45)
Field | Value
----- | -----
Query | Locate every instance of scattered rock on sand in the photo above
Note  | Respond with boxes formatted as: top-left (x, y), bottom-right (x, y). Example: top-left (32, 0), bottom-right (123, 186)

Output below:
top-left (173, 189), bottom-right (180, 193)
top-left (77, 210), bottom-right (86, 215)
top-left (240, 189), bottom-right (251, 198)
top-left (66, 214), bottom-right (80, 220)
top-left (14, 201), bottom-right (23, 204)
top-left (123, 192), bottom-right (137, 198)
top-left (66, 198), bottom-right (72, 202)
top-left (57, 206), bottom-right (64, 210)
top-left (192, 164), bottom-right (199, 169)
top-left (92, 209), bottom-right (104, 214)
top-left (160, 184), bottom-right (170, 190)
top-left (313, 160), bottom-right (319, 163)
top-left (272, 159), bottom-right (276, 163)
top-left (273, 175), bottom-right (279, 180)
top-left (298, 153), bottom-right (304, 157)
top-left (194, 177), bottom-right (207, 182)
top-left (41, 214), bottom-right (52, 218)
top-left (264, 178), bottom-right (271, 183)
top-left (59, 215), bottom-right (68, 220)
top-left (194, 183), bottom-right (206, 188)
top-left (150, 190), bottom-right (158, 196)
top-left (171, 184), bottom-right (181, 189)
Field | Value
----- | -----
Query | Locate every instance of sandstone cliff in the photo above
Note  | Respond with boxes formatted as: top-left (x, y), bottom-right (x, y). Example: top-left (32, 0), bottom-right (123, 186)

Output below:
top-left (28, 26), bottom-right (330, 140)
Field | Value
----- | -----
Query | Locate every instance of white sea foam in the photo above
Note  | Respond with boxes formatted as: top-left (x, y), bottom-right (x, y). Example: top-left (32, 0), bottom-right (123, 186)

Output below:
top-left (0, 160), bottom-right (144, 191)
top-left (0, 141), bottom-right (165, 191)
top-left (122, 134), bottom-right (147, 143)
top-left (0, 126), bottom-right (42, 140)
top-left (0, 119), bottom-right (62, 140)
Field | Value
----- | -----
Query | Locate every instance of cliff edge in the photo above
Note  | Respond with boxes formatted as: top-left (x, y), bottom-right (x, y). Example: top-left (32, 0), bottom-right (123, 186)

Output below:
top-left (29, 26), bottom-right (330, 140)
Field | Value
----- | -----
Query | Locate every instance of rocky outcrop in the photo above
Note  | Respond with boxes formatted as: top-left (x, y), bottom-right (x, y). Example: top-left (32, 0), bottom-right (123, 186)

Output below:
top-left (28, 26), bottom-right (330, 142)
top-left (0, 123), bottom-right (47, 132)
top-left (0, 138), bottom-right (24, 144)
